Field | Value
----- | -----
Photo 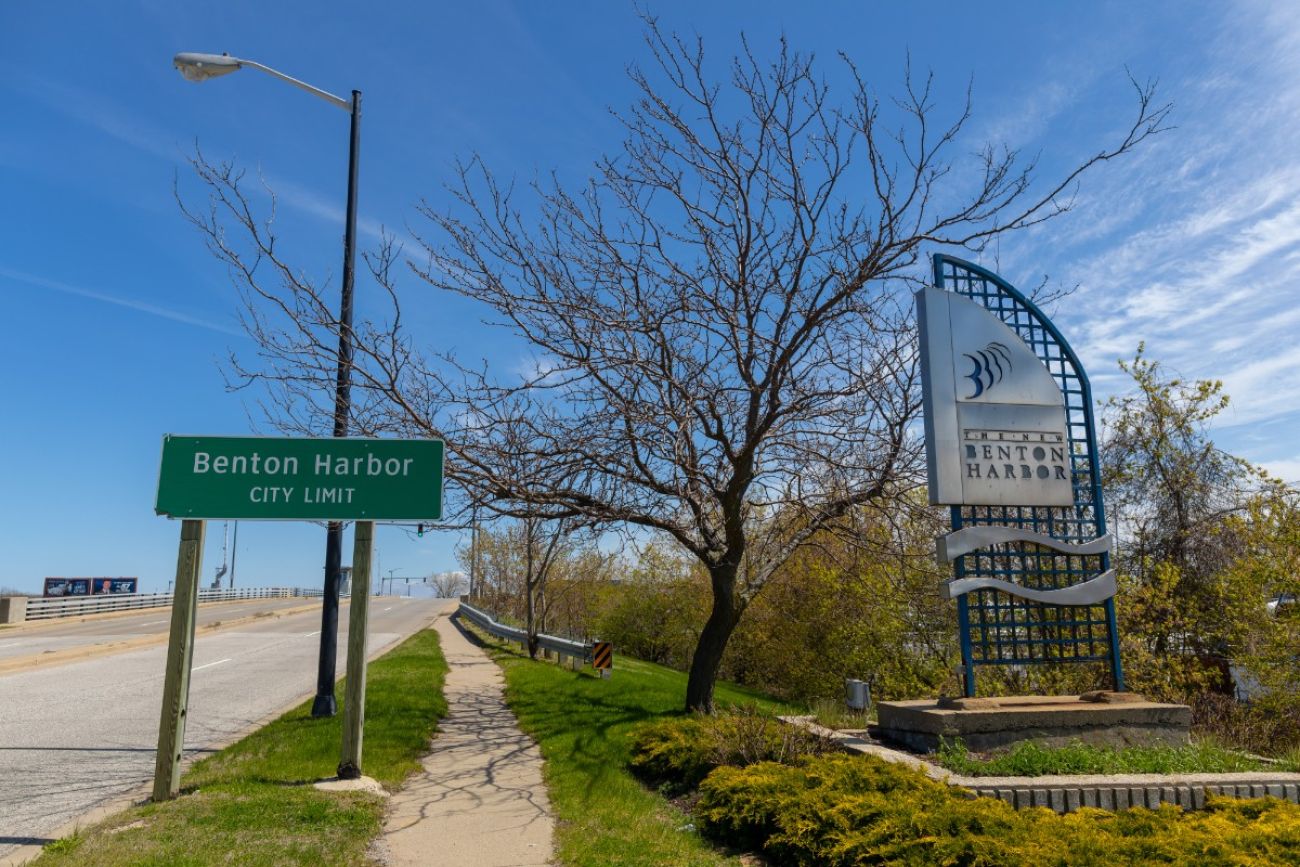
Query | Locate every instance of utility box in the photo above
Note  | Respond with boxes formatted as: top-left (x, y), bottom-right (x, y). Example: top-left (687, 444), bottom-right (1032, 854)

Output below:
top-left (0, 596), bottom-right (28, 625)
top-left (846, 678), bottom-right (871, 711)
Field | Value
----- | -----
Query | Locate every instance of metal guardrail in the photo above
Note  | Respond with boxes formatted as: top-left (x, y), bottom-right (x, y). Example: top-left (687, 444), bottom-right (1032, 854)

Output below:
top-left (457, 600), bottom-right (595, 664)
top-left (23, 586), bottom-right (323, 621)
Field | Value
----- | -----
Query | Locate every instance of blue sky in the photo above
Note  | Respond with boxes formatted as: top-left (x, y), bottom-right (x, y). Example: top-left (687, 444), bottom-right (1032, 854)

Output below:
top-left (3, 1), bottom-right (1298, 594)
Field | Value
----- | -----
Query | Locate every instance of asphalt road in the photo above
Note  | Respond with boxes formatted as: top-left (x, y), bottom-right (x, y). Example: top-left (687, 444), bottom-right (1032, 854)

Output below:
top-left (0, 596), bottom-right (326, 662)
top-left (0, 596), bottom-right (449, 858)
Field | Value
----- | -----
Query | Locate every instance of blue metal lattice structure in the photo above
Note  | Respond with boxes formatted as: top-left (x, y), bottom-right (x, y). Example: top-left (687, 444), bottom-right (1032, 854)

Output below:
top-left (933, 254), bottom-right (1124, 697)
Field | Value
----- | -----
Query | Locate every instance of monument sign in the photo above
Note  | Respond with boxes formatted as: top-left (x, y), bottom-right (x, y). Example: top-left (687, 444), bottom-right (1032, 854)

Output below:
top-left (917, 255), bottom-right (1122, 697)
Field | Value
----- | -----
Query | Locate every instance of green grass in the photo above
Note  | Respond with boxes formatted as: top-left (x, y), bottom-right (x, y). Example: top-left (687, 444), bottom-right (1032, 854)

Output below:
top-left (477, 629), bottom-right (796, 867)
top-left (936, 736), bottom-right (1269, 777)
top-left (807, 696), bottom-right (874, 730)
top-left (34, 628), bottom-right (449, 867)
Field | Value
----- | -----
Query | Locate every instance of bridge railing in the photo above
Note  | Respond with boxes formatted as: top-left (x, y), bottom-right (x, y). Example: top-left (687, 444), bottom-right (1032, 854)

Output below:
top-left (456, 600), bottom-right (594, 665)
top-left (22, 586), bottom-right (323, 621)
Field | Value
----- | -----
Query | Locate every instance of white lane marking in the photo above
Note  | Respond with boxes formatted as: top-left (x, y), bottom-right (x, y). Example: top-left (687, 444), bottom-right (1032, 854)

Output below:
top-left (193, 658), bottom-right (232, 671)
top-left (140, 620), bottom-right (166, 626)
top-left (304, 631), bottom-right (320, 637)
top-left (0, 641), bottom-right (21, 649)
top-left (382, 607), bottom-right (393, 612)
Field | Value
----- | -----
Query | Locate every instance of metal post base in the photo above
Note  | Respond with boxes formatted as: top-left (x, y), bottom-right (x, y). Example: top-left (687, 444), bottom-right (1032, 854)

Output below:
top-left (311, 694), bottom-right (337, 717)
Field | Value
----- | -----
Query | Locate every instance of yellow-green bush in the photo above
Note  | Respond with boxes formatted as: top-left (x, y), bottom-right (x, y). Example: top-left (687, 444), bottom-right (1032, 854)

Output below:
top-left (695, 753), bottom-right (1300, 866)
top-left (628, 708), bottom-right (827, 796)
top-left (628, 716), bottom-right (718, 794)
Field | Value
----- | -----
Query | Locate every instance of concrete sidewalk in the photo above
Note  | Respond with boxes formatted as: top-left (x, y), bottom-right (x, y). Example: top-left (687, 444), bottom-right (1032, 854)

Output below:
top-left (378, 611), bottom-right (554, 867)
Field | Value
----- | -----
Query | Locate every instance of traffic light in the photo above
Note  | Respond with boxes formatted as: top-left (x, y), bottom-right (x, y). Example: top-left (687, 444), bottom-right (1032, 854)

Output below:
top-left (417, 523), bottom-right (424, 537)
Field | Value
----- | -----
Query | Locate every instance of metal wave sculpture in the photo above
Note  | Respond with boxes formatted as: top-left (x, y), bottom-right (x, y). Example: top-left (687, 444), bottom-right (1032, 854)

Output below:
top-left (944, 570), bottom-right (1117, 606)
top-left (936, 527), bottom-right (1114, 564)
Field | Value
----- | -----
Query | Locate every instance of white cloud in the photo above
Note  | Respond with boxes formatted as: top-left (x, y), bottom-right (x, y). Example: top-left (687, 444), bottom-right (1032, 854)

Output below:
top-left (988, 3), bottom-right (1300, 448)
top-left (973, 78), bottom-right (1080, 151)
top-left (1259, 457), bottom-right (1300, 485)
top-left (269, 176), bottom-right (389, 243)
top-left (1, 266), bottom-right (242, 336)
top-left (19, 75), bottom-right (183, 163)
top-left (513, 353), bottom-right (561, 386)
top-left (1216, 346), bottom-right (1300, 425)
top-left (16, 73), bottom-right (403, 255)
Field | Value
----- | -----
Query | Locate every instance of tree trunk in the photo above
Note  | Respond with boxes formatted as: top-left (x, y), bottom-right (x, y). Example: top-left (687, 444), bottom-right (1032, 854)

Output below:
top-left (525, 579), bottom-right (539, 659)
top-left (684, 565), bottom-right (741, 713)
top-left (525, 520), bottom-right (539, 659)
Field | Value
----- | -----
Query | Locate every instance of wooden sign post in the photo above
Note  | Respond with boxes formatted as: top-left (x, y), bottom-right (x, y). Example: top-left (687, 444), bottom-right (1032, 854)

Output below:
top-left (152, 519), bottom-right (205, 801)
top-left (337, 520), bottom-right (374, 779)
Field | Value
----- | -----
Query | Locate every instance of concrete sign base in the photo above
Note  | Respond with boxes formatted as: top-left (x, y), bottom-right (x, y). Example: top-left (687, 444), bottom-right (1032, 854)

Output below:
top-left (876, 694), bottom-right (1191, 753)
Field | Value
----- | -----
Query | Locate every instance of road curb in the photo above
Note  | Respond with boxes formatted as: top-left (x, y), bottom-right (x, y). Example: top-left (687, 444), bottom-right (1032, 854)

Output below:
top-left (0, 600), bottom-right (335, 677)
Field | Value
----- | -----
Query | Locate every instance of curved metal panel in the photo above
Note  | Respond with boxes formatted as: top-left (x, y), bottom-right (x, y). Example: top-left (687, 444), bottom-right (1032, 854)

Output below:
top-left (936, 527), bottom-right (1113, 563)
top-left (944, 570), bottom-right (1117, 606)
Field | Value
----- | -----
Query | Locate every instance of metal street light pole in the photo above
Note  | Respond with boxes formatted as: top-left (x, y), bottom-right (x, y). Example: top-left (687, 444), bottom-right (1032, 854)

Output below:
top-left (228, 520), bottom-right (239, 589)
top-left (173, 52), bottom-right (360, 718)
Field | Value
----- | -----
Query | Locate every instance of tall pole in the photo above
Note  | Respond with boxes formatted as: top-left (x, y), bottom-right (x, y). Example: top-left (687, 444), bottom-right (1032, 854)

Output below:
top-left (469, 502), bottom-right (479, 599)
top-left (229, 520), bottom-right (238, 589)
top-left (311, 89), bottom-right (362, 718)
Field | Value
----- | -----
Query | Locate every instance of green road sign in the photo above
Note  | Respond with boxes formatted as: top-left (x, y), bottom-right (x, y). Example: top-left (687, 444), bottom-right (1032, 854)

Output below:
top-left (155, 435), bottom-right (443, 521)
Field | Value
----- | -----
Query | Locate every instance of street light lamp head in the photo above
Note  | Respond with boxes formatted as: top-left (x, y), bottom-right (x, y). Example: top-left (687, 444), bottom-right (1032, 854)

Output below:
top-left (171, 51), bottom-right (351, 110)
top-left (173, 52), bottom-right (241, 82)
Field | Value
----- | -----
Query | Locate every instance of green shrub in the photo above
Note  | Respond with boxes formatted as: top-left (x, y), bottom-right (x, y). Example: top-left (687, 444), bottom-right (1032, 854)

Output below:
top-left (628, 716), bottom-right (717, 794)
top-left (696, 754), bottom-right (956, 862)
top-left (625, 701), bottom-right (1300, 864)
top-left (629, 708), bottom-right (827, 796)
top-left (1191, 691), bottom-right (1300, 759)
top-left (695, 753), bottom-right (1300, 866)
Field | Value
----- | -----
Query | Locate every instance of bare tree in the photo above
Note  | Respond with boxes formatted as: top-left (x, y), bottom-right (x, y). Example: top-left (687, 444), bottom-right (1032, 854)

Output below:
top-left (179, 22), bottom-right (1169, 711)
top-left (427, 570), bottom-right (468, 598)
top-left (520, 516), bottom-right (576, 658)
top-left (458, 516), bottom-right (579, 657)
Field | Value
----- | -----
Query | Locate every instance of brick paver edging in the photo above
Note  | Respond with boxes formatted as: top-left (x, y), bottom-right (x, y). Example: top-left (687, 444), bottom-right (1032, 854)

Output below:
top-left (780, 716), bottom-right (1300, 814)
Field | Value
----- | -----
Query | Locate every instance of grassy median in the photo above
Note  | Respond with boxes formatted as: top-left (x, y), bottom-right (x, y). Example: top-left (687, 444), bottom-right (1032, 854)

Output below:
top-left (34, 628), bottom-right (448, 867)
top-left (474, 629), bottom-right (794, 867)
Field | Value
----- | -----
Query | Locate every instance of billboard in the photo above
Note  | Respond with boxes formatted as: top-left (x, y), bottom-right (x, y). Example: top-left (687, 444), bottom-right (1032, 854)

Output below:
top-left (44, 577), bottom-right (138, 597)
